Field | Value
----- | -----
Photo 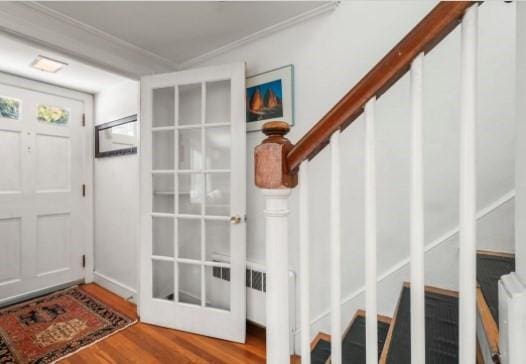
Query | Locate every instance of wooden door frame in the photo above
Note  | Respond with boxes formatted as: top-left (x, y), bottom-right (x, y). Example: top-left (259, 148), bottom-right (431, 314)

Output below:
top-left (0, 71), bottom-right (95, 286)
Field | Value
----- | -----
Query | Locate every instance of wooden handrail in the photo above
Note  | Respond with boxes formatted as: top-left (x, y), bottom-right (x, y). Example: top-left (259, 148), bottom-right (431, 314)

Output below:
top-left (285, 1), bottom-right (477, 173)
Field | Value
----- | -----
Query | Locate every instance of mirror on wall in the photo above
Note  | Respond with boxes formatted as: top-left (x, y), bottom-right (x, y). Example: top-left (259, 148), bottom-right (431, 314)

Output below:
top-left (95, 114), bottom-right (138, 158)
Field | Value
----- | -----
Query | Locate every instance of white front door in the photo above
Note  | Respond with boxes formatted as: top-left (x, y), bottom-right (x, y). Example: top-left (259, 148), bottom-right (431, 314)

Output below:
top-left (139, 63), bottom-right (247, 342)
top-left (0, 74), bottom-right (91, 304)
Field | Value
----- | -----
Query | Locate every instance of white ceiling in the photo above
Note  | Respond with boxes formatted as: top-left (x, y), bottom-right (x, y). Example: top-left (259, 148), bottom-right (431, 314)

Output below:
top-left (37, 1), bottom-right (328, 65)
top-left (0, 1), bottom-right (331, 93)
top-left (0, 32), bottom-right (130, 93)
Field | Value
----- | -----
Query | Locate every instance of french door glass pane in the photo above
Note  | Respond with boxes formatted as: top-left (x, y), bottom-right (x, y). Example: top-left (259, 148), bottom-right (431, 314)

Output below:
top-left (205, 265), bottom-right (230, 311)
top-left (178, 218), bottom-right (201, 260)
top-left (178, 84), bottom-right (201, 126)
top-left (205, 127), bottom-right (230, 170)
top-left (153, 87), bottom-right (175, 127)
top-left (153, 131), bottom-right (174, 170)
top-left (178, 174), bottom-right (202, 215)
top-left (206, 80), bottom-right (230, 124)
top-left (178, 129), bottom-right (202, 170)
top-left (205, 220), bottom-right (230, 261)
top-left (153, 217), bottom-right (174, 257)
top-left (153, 174), bottom-right (174, 213)
top-left (178, 263), bottom-right (201, 305)
top-left (153, 259), bottom-right (174, 301)
top-left (205, 173), bottom-right (230, 216)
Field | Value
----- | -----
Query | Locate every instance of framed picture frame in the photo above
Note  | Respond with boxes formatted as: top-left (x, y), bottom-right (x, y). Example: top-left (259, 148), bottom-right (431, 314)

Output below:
top-left (246, 65), bottom-right (294, 132)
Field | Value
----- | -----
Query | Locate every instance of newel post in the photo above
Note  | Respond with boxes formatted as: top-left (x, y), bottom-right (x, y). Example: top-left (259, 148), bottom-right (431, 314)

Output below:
top-left (255, 121), bottom-right (297, 364)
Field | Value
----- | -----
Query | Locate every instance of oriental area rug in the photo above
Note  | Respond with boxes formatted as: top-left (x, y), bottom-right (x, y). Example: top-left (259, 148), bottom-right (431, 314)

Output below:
top-left (0, 287), bottom-right (136, 363)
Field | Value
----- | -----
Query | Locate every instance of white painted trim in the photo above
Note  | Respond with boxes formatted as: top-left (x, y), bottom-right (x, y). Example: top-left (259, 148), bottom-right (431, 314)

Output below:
top-left (93, 271), bottom-right (137, 302)
top-left (293, 190), bottom-right (516, 335)
top-left (177, 2), bottom-right (340, 69)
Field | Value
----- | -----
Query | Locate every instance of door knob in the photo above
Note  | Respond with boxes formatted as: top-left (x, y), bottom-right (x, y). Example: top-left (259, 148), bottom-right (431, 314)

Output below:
top-left (230, 215), bottom-right (242, 224)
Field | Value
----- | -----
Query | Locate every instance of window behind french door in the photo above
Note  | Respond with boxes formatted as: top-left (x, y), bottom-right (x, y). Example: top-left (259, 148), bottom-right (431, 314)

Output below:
top-left (139, 63), bottom-right (247, 342)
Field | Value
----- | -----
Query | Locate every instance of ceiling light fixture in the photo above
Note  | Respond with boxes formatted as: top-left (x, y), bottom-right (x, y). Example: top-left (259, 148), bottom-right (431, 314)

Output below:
top-left (30, 55), bottom-right (68, 73)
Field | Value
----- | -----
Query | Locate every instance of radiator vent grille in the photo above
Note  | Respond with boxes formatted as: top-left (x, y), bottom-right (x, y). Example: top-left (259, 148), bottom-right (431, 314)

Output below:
top-left (212, 266), bottom-right (266, 293)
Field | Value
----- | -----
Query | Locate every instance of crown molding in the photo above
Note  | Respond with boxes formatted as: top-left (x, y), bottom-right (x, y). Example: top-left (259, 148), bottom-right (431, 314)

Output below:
top-left (0, 1), bottom-right (339, 77)
top-left (0, 2), bottom-right (177, 78)
top-left (24, 2), bottom-right (179, 70)
top-left (178, 2), bottom-right (340, 69)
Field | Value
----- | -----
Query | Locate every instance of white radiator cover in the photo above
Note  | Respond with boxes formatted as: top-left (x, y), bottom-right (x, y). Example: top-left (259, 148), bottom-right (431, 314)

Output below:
top-left (212, 254), bottom-right (297, 353)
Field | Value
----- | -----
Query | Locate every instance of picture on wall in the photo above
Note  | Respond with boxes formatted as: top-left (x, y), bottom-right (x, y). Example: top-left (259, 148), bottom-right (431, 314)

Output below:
top-left (246, 65), bottom-right (294, 132)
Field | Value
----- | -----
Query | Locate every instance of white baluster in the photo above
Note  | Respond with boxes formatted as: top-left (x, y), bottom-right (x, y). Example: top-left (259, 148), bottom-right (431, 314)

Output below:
top-left (459, 5), bottom-right (478, 364)
top-left (263, 188), bottom-right (292, 364)
top-left (410, 53), bottom-right (426, 364)
top-left (365, 97), bottom-right (378, 364)
top-left (299, 161), bottom-right (311, 364)
top-left (330, 131), bottom-right (342, 364)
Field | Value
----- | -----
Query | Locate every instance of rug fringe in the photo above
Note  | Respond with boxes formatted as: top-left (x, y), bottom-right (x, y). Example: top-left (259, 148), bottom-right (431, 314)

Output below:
top-left (51, 319), bottom-right (138, 364)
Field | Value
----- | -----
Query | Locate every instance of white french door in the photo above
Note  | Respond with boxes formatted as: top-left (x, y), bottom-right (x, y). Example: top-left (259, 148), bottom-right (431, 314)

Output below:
top-left (0, 74), bottom-right (91, 304)
top-left (139, 63), bottom-right (247, 342)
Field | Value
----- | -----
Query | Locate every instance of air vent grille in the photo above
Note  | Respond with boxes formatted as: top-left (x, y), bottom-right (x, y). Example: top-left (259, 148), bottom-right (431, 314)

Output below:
top-left (212, 266), bottom-right (266, 293)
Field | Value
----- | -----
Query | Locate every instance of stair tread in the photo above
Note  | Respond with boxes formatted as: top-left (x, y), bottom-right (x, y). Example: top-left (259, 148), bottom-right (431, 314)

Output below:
top-left (477, 251), bottom-right (515, 324)
top-left (310, 315), bottom-right (389, 364)
top-left (311, 338), bottom-right (331, 364)
top-left (385, 286), bottom-right (459, 363)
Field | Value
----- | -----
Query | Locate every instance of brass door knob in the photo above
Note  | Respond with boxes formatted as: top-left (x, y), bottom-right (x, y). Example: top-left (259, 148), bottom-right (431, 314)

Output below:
top-left (230, 215), bottom-right (242, 224)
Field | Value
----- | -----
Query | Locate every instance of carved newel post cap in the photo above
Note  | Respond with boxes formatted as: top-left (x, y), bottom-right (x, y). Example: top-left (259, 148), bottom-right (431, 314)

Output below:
top-left (255, 121), bottom-right (298, 189)
top-left (262, 121), bottom-right (290, 137)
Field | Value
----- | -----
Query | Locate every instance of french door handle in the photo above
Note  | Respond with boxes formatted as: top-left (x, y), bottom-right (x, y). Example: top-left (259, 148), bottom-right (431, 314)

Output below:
top-left (230, 215), bottom-right (242, 224)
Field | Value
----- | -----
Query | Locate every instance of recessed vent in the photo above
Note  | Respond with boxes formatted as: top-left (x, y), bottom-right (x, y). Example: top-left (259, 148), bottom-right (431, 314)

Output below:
top-left (212, 266), bottom-right (267, 293)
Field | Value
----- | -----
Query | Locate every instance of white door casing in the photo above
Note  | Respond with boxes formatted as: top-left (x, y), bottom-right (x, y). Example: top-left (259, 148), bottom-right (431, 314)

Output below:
top-left (139, 63), bottom-right (246, 342)
top-left (0, 72), bottom-right (93, 304)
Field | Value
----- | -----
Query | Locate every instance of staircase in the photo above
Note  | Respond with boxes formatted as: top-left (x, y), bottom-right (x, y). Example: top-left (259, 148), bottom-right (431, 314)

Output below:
top-left (305, 250), bottom-right (515, 363)
top-left (254, 1), bottom-right (520, 363)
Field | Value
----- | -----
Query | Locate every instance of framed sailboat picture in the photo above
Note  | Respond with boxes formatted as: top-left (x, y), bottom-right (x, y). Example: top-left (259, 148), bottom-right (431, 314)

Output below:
top-left (246, 65), bottom-right (294, 132)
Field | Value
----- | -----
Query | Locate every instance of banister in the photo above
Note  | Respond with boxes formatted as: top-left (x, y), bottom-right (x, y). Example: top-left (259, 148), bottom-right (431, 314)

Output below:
top-left (285, 1), bottom-right (477, 173)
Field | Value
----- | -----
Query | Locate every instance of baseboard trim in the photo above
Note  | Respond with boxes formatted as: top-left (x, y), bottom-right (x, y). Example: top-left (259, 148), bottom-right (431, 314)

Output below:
top-left (93, 271), bottom-right (137, 303)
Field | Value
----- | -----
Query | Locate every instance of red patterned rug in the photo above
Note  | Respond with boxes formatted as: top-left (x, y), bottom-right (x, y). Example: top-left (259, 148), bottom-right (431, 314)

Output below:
top-left (0, 287), bottom-right (136, 363)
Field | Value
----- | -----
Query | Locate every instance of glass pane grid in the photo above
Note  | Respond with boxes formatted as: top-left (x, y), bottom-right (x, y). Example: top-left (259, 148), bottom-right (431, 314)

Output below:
top-left (151, 80), bottom-right (232, 311)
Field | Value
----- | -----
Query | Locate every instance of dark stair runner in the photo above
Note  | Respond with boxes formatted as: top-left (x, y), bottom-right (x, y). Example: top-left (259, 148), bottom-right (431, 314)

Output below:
top-left (311, 315), bottom-right (389, 364)
top-left (385, 286), bottom-right (459, 364)
top-left (477, 252), bottom-right (515, 323)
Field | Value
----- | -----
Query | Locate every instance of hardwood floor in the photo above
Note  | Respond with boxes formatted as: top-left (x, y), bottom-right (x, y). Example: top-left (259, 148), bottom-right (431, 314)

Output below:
top-left (59, 283), bottom-right (266, 364)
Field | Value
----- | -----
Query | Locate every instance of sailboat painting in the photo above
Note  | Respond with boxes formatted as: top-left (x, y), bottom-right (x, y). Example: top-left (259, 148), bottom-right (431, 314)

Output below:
top-left (246, 65), bottom-right (294, 131)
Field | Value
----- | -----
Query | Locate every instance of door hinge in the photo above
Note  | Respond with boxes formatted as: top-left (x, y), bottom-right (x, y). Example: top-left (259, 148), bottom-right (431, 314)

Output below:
top-left (82, 113), bottom-right (86, 127)
top-left (82, 184), bottom-right (86, 197)
top-left (82, 254), bottom-right (86, 268)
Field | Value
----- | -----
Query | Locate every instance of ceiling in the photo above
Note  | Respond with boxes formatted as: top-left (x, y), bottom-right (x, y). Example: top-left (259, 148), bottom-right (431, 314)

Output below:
top-left (37, 1), bottom-right (328, 65)
top-left (0, 32), bottom-right (129, 93)
top-left (0, 1), bottom-right (332, 93)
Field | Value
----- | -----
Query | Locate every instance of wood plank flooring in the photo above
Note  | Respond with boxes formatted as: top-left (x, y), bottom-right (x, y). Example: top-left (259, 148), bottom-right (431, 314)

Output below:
top-left (59, 283), bottom-right (266, 364)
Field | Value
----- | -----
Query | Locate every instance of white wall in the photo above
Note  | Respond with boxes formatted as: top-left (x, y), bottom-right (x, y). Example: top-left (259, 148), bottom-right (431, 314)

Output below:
top-left (193, 0), bottom-right (517, 346)
top-left (94, 79), bottom-right (140, 300)
top-left (516, 3), bottom-right (526, 282)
